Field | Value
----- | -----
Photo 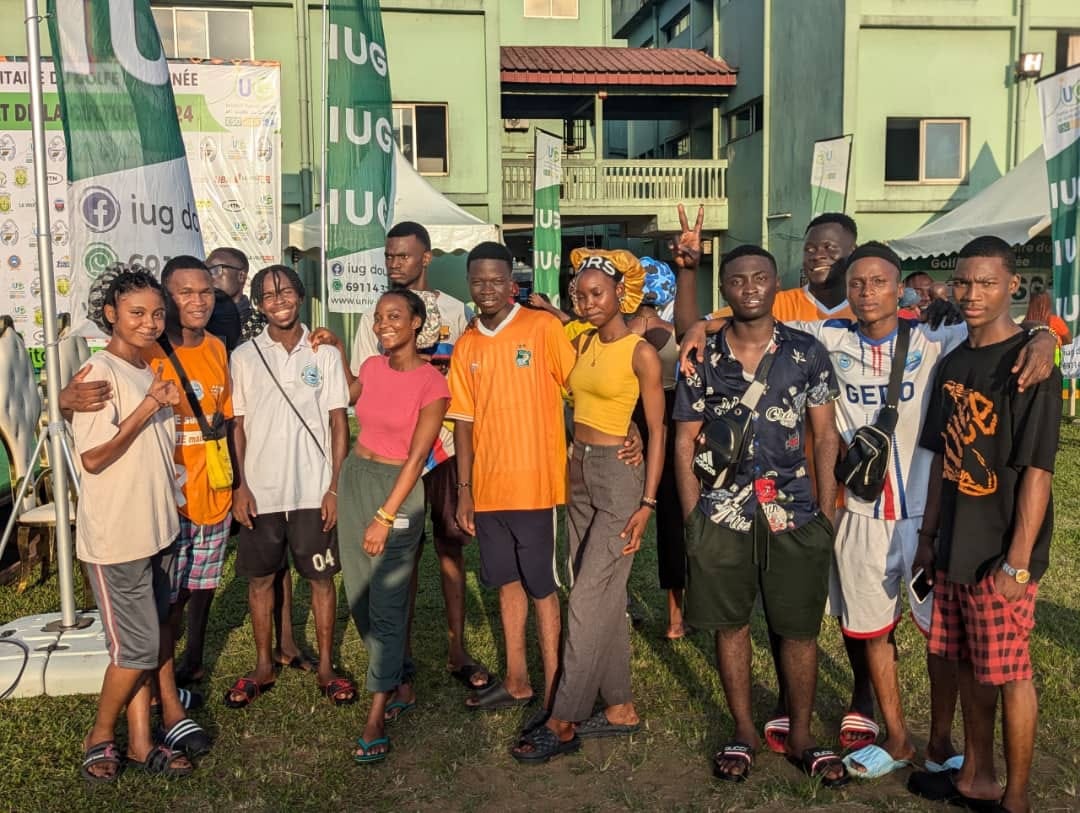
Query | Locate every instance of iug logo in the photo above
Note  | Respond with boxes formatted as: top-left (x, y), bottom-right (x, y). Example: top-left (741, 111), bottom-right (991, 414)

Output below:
top-left (80, 186), bottom-right (121, 233)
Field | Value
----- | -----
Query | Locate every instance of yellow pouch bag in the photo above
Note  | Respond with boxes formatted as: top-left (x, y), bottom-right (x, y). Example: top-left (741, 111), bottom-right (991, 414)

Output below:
top-left (204, 436), bottom-right (234, 491)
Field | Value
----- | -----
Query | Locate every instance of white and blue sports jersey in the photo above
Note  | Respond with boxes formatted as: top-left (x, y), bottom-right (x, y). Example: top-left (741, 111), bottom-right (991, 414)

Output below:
top-left (792, 319), bottom-right (967, 520)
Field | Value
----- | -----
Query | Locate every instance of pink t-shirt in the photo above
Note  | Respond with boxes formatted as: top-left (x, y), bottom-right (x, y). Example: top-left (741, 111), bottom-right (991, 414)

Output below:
top-left (354, 356), bottom-right (450, 460)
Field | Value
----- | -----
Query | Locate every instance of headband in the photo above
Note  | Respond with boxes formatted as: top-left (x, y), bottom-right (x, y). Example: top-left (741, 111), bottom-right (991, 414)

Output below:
top-left (847, 242), bottom-right (902, 273)
top-left (568, 248), bottom-right (646, 314)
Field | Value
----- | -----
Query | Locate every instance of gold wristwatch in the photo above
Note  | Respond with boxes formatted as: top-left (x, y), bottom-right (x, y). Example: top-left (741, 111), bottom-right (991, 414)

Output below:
top-left (1000, 561), bottom-right (1031, 584)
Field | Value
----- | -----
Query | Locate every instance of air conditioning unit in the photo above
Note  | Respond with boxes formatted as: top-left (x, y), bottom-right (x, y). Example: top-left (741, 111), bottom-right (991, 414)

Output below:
top-left (503, 118), bottom-right (530, 131)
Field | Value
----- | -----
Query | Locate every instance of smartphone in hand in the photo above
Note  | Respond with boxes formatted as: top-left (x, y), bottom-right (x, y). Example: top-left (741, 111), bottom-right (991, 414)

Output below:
top-left (911, 568), bottom-right (933, 604)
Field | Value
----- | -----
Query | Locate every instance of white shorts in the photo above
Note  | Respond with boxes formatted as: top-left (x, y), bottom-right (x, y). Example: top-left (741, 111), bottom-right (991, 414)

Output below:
top-left (829, 510), bottom-right (931, 637)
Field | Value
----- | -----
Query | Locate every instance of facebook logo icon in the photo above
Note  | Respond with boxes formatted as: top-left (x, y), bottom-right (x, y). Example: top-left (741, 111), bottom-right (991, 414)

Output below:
top-left (79, 187), bottom-right (120, 233)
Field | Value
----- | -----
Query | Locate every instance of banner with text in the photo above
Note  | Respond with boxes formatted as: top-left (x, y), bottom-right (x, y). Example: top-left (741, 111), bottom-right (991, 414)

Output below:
top-left (1039, 66), bottom-right (1080, 375)
top-left (0, 56), bottom-right (280, 348)
top-left (810, 135), bottom-right (852, 218)
top-left (533, 129), bottom-right (562, 301)
top-left (48, 0), bottom-right (202, 333)
top-left (323, 0), bottom-right (395, 313)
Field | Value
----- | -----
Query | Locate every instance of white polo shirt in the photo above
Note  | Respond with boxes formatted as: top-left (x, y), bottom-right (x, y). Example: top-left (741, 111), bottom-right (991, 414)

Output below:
top-left (231, 325), bottom-right (349, 514)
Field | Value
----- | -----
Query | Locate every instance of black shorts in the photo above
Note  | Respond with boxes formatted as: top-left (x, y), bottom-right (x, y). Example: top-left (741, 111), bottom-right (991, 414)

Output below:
top-left (235, 509), bottom-right (340, 581)
top-left (423, 459), bottom-right (470, 546)
top-left (684, 509), bottom-right (834, 640)
top-left (474, 509), bottom-right (557, 599)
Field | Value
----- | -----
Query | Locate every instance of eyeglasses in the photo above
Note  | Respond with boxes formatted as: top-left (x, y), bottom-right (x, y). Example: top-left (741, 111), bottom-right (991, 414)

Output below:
top-left (208, 263), bottom-right (245, 277)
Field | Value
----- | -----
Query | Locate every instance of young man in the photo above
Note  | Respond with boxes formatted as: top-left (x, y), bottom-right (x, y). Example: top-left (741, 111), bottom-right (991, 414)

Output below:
top-left (909, 236), bottom-right (1061, 813)
top-left (673, 210), bottom-right (857, 339)
top-left (903, 272), bottom-right (934, 321)
top-left (310, 220), bottom-right (493, 711)
top-left (448, 241), bottom-right (575, 713)
top-left (674, 244), bottom-right (848, 787)
top-left (671, 206), bottom-right (873, 753)
top-left (227, 265), bottom-right (355, 708)
top-left (207, 246), bottom-right (252, 325)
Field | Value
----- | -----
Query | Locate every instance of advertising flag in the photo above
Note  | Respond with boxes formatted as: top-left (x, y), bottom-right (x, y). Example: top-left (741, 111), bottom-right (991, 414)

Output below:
top-left (810, 135), bottom-right (853, 218)
top-left (323, 0), bottom-right (394, 313)
top-left (533, 129), bottom-right (562, 300)
top-left (47, 0), bottom-right (203, 329)
top-left (1038, 66), bottom-right (1080, 377)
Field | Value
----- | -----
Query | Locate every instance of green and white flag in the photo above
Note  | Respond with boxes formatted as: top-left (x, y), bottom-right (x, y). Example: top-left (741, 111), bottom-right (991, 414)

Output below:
top-left (323, 0), bottom-right (394, 313)
top-left (533, 129), bottom-right (562, 301)
top-left (48, 0), bottom-right (202, 330)
top-left (810, 135), bottom-right (852, 218)
top-left (1038, 66), bottom-right (1080, 376)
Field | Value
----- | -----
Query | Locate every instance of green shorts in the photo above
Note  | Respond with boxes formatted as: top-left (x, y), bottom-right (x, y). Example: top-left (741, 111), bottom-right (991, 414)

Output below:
top-left (684, 509), bottom-right (835, 640)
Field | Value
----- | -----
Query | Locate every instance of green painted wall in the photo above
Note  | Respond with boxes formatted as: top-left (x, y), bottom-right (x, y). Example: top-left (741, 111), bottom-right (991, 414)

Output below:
top-left (499, 0), bottom-right (615, 45)
top-left (715, 0), bottom-right (764, 257)
top-left (767, 0), bottom-right (844, 282)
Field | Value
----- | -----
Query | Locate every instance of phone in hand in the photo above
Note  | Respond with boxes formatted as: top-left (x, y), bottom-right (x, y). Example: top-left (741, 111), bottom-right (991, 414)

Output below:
top-left (911, 568), bottom-right (933, 604)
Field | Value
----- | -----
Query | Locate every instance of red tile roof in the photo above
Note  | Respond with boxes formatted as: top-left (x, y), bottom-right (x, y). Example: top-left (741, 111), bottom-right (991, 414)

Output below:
top-left (501, 46), bottom-right (736, 88)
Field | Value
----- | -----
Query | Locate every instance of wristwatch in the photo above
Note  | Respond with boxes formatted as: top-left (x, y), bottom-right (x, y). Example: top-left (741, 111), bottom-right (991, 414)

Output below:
top-left (1000, 561), bottom-right (1031, 584)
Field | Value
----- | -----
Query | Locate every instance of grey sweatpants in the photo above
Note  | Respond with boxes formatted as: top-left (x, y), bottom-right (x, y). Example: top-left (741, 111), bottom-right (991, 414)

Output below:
top-left (338, 454), bottom-right (425, 693)
top-left (551, 441), bottom-right (644, 722)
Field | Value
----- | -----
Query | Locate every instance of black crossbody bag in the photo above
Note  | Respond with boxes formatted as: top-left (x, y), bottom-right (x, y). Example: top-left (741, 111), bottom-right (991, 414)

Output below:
top-left (692, 333), bottom-right (777, 491)
top-left (156, 336), bottom-right (234, 490)
top-left (835, 320), bottom-right (910, 502)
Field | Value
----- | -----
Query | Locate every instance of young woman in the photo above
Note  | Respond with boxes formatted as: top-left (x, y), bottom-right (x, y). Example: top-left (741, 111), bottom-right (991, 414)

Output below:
top-left (628, 259), bottom-right (687, 639)
top-left (73, 269), bottom-right (191, 781)
top-left (338, 289), bottom-right (449, 765)
top-left (512, 248), bottom-right (666, 763)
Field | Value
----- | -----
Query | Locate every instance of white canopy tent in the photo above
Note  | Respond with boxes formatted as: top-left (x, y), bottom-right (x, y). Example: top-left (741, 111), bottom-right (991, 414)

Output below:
top-left (890, 148), bottom-right (1050, 259)
top-left (287, 147), bottom-right (499, 254)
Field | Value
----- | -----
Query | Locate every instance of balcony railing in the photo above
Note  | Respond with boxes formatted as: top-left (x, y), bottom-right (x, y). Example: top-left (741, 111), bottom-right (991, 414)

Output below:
top-left (502, 158), bottom-right (727, 209)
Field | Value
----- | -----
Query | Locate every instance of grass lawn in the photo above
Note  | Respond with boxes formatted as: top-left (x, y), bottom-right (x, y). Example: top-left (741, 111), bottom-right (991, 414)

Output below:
top-left (2, 426), bottom-right (1080, 812)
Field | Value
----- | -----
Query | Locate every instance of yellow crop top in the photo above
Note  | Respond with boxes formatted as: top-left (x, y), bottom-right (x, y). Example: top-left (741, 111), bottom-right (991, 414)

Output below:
top-left (568, 332), bottom-right (643, 436)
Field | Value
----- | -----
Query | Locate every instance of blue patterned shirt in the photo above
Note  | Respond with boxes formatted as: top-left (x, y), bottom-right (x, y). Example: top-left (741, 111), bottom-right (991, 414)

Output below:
top-left (673, 322), bottom-right (838, 532)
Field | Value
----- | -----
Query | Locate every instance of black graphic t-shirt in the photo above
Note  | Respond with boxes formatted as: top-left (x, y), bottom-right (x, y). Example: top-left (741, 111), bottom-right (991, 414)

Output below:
top-left (673, 322), bottom-right (838, 532)
top-left (919, 331), bottom-right (1061, 584)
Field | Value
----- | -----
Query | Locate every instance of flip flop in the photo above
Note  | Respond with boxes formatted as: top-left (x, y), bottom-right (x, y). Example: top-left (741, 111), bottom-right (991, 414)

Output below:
top-left (465, 684), bottom-right (536, 711)
top-left (151, 687), bottom-right (204, 716)
top-left (576, 709), bottom-right (641, 739)
top-left (842, 744), bottom-right (912, 779)
top-left (448, 662), bottom-right (495, 692)
top-left (839, 712), bottom-right (879, 752)
top-left (80, 740), bottom-right (123, 784)
top-left (924, 754), bottom-right (964, 773)
top-left (763, 715), bottom-right (790, 754)
top-left (907, 770), bottom-right (963, 802)
top-left (510, 726), bottom-right (581, 764)
top-left (320, 677), bottom-right (358, 707)
top-left (789, 747), bottom-right (851, 789)
top-left (223, 676), bottom-right (275, 709)
top-left (383, 699), bottom-right (416, 724)
top-left (158, 717), bottom-right (212, 759)
top-left (712, 741), bottom-right (754, 783)
top-left (354, 735), bottom-right (392, 764)
top-left (278, 653), bottom-right (318, 673)
top-left (126, 744), bottom-right (193, 778)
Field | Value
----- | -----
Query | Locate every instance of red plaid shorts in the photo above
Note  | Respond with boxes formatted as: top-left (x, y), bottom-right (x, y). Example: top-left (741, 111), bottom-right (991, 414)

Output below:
top-left (928, 569), bottom-right (1039, 686)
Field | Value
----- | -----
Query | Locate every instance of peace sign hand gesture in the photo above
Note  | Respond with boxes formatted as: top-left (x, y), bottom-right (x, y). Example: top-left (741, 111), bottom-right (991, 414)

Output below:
top-left (669, 203), bottom-right (705, 271)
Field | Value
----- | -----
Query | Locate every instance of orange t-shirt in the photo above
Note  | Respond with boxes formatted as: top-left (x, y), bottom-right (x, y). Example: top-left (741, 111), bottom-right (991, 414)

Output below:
top-left (712, 286), bottom-right (854, 322)
top-left (145, 335), bottom-right (234, 525)
top-left (447, 306), bottom-right (576, 512)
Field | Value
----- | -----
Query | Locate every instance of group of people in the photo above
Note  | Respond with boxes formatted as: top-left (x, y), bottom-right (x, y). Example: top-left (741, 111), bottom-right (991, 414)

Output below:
top-left (61, 209), bottom-right (1059, 813)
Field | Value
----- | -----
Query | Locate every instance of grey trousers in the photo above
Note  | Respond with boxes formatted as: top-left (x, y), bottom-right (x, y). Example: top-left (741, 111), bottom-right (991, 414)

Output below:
top-left (338, 454), bottom-right (425, 693)
top-left (551, 441), bottom-right (644, 722)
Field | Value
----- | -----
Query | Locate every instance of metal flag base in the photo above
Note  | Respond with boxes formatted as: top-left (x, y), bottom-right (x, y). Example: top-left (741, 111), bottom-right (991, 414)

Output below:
top-left (0, 611), bottom-right (108, 699)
